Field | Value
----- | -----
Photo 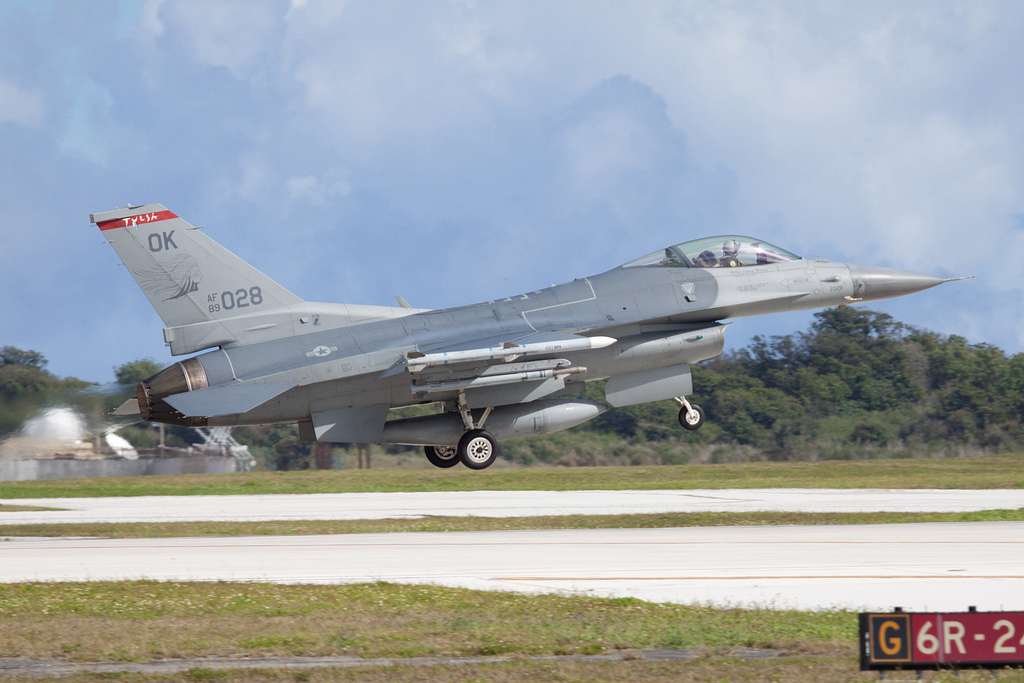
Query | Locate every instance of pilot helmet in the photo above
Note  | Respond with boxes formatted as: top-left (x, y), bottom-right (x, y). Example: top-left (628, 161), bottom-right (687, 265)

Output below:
top-left (722, 239), bottom-right (740, 256)
top-left (696, 250), bottom-right (717, 267)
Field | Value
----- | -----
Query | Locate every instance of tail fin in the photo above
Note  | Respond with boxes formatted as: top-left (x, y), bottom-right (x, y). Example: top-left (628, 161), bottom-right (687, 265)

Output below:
top-left (91, 203), bottom-right (302, 328)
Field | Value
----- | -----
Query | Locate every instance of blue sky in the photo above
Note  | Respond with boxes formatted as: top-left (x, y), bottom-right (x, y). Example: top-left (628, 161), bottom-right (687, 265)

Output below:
top-left (1, 0), bottom-right (1022, 382)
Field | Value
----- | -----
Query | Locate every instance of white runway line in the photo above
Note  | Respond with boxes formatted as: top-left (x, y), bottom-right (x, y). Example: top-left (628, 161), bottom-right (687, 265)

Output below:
top-left (1, 522), bottom-right (1022, 611)
top-left (2, 488), bottom-right (1023, 524)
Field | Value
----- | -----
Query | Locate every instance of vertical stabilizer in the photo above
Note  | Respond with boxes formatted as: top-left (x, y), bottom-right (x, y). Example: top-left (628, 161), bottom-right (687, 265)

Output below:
top-left (91, 203), bottom-right (302, 328)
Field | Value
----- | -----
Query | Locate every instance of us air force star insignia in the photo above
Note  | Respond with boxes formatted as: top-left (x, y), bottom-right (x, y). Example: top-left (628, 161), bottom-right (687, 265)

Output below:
top-left (305, 345), bottom-right (338, 358)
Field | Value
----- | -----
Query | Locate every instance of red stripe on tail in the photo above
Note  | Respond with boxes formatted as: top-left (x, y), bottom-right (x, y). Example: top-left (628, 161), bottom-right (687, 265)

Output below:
top-left (97, 210), bottom-right (178, 231)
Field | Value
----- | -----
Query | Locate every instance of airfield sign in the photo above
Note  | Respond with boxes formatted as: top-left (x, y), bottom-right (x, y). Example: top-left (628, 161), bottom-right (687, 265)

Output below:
top-left (860, 610), bottom-right (1024, 670)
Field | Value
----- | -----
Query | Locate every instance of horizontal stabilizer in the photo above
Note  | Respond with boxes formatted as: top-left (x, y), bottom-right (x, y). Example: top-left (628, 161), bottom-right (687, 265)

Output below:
top-left (113, 398), bottom-right (140, 416)
top-left (163, 382), bottom-right (294, 418)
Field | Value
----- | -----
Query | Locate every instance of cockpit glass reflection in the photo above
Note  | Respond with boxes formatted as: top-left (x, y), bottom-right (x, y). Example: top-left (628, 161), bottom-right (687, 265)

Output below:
top-left (622, 236), bottom-right (801, 269)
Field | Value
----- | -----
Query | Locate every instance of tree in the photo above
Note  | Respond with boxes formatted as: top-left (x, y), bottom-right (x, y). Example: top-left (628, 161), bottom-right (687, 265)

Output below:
top-left (114, 359), bottom-right (162, 385)
top-left (0, 346), bottom-right (47, 369)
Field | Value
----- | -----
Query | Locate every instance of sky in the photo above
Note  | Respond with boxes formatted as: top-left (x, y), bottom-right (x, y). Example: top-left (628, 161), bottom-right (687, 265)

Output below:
top-left (1, 0), bottom-right (1022, 382)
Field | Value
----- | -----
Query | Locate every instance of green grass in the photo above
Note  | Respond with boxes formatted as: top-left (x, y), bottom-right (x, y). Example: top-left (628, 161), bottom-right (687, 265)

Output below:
top-left (2, 508), bottom-right (1024, 538)
top-left (2, 659), bottom-right (1020, 683)
top-left (1, 454), bottom-right (1021, 499)
top-left (0, 581), bottom-right (853, 663)
top-left (3, 582), bottom-right (1022, 682)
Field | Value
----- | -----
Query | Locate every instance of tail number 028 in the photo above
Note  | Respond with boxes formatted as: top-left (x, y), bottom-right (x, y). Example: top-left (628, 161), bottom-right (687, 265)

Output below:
top-left (208, 287), bottom-right (264, 313)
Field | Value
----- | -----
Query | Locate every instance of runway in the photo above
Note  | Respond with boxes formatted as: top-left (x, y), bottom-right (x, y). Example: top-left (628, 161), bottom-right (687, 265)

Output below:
top-left (2, 522), bottom-right (1021, 610)
top-left (3, 488), bottom-right (1023, 524)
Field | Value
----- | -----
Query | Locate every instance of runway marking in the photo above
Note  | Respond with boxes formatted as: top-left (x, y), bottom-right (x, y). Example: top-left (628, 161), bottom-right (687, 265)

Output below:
top-left (497, 575), bottom-right (1024, 581)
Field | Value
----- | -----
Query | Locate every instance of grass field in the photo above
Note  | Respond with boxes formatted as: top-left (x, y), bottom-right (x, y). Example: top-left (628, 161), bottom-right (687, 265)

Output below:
top-left (1, 454), bottom-right (1021, 499)
top-left (1, 582), bottom-right (1021, 682)
top-left (7, 661), bottom-right (1024, 683)
top-left (2, 508), bottom-right (1023, 538)
top-left (3, 659), bottom-right (1020, 683)
top-left (0, 581), bottom-right (852, 662)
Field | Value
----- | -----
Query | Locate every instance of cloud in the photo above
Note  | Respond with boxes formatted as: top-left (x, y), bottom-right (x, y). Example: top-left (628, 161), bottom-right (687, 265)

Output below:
top-left (56, 78), bottom-right (119, 166)
top-left (3, 1), bottom-right (1024, 381)
top-left (138, 0), bottom-right (166, 37)
top-left (281, 2), bottom-right (540, 146)
top-left (226, 156), bottom-right (275, 201)
top-left (286, 171), bottom-right (351, 206)
top-left (161, 0), bottom-right (283, 74)
top-left (0, 79), bottom-right (42, 127)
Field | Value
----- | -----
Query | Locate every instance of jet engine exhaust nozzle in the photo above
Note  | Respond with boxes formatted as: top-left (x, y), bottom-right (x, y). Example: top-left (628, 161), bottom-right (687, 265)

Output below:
top-left (136, 357), bottom-right (209, 426)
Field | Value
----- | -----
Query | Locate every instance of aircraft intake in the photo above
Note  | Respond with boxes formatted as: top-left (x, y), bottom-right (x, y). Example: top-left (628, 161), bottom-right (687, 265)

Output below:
top-left (381, 399), bottom-right (605, 446)
top-left (135, 358), bottom-right (210, 426)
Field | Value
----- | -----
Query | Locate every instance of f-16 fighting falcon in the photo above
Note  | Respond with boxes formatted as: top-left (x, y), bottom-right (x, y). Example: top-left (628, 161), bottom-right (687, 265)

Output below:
top-left (97, 204), bottom-right (968, 470)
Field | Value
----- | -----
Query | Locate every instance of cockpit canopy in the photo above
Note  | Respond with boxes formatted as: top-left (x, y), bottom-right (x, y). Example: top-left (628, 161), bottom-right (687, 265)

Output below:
top-left (622, 235), bottom-right (801, 269)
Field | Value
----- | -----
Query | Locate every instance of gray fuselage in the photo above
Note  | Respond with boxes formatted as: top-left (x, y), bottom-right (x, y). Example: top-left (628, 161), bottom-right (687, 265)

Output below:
top-left (191, 258), bottom-right (854, 427)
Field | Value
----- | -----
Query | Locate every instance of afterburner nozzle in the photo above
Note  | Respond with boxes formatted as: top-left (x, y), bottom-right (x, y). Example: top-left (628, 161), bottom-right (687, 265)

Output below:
top-left (847, 265), bottom-right (970, 302)
top-left (135, 358), bottom-right (209, 426)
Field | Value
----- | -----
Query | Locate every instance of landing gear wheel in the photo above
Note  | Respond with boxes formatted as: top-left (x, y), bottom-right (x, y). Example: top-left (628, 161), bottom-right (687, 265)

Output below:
top-left (424, 445), bottom-right (460, 468)
top-left (678, 404), bottom-right (705, 431)
top-left (457, 429), bottom-right (499, 470)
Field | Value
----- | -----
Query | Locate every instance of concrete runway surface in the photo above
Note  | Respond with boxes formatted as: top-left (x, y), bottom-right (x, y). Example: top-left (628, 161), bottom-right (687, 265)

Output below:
top-left (2, 522), bottom-right (1022, 610)
top-left (3, 488), bottom-right (1024, 524)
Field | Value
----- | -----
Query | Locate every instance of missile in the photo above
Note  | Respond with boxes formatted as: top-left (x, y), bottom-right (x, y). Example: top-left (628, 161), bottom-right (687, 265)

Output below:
top-left (405, 335), bottom-right (616, 373)
top-left (413, 365), bottom-right (587, 395)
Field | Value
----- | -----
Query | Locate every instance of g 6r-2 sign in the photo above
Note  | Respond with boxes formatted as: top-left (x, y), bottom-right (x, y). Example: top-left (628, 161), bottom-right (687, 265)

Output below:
top-left (861, 610), bottom-right (1024, 670)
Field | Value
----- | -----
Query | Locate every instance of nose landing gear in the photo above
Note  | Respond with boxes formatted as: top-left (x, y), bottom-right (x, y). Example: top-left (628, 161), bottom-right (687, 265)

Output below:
top-left (675, 396), bottom-right (705, 431)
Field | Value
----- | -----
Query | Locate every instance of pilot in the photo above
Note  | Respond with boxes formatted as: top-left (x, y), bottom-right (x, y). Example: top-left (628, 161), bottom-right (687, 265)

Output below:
top-left (694, 250), bottom-right (718, 268)
top-left (719, 239), bottom-right (741, 267)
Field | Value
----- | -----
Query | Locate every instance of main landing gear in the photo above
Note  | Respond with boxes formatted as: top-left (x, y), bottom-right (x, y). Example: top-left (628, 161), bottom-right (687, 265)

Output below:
top-left (675, 396), bottom-right (705, 431)
top-left (423, 391), bottom-right (500, 470)
top-left (423, 445), bottom-right (459, 468)
top-left (457, 429), bottom-right (498, 470)
top-left (423, 431), bottom-right (498, 470)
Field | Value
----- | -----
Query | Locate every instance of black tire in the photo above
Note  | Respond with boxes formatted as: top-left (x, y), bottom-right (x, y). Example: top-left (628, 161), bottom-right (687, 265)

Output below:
top-left (424, 445), bottom-right (460, 468)
top-left (457, 429), bottom-right (499, 470)
top-left (678, 404), bottom-right (705, 431)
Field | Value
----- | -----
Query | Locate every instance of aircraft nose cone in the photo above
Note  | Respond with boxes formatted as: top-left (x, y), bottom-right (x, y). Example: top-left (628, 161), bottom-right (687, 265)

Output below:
top-left (848, 265), bottom-right (950, 302)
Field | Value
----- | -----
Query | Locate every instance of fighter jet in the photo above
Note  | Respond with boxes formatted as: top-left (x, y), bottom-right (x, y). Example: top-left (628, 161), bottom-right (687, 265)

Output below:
top-left (97, 204), bottom-right (967, 469)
